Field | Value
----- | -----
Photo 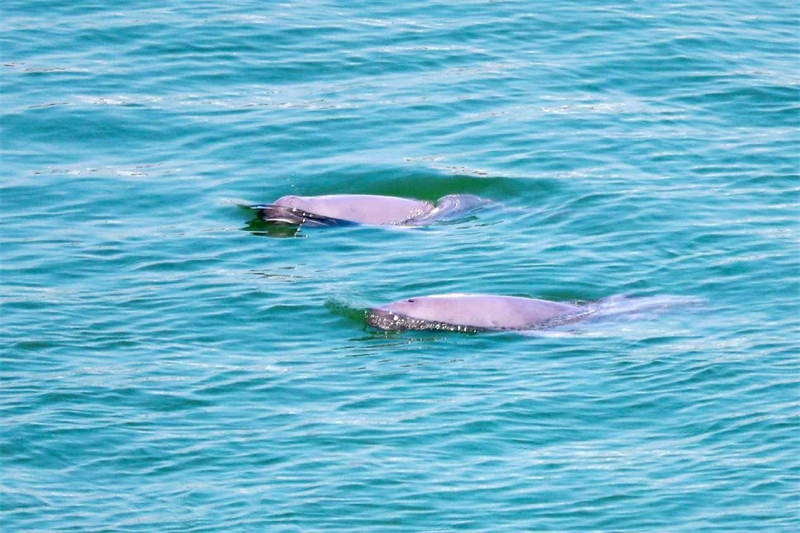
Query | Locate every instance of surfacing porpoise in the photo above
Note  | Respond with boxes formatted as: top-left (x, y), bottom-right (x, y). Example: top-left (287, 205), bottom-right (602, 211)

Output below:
top-left (251, 194), bottom-right (487, 226)
top-left (367, 293), bottom-right (704, 333)
top-left (367, 293), bottom-right (593, 332)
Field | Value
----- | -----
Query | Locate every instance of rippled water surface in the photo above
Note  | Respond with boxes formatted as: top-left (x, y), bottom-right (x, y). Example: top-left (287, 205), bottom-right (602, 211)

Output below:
top-left (2, 1), bottom-right (799, 531)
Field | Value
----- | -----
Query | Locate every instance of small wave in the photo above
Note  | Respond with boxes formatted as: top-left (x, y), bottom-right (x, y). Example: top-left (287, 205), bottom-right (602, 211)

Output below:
top-left (591, 294), bottom-right (708, 319)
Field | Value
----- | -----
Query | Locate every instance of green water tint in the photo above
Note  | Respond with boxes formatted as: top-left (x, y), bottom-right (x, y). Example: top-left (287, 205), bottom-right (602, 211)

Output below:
top-left (2, 0), bottom-right (799, 532)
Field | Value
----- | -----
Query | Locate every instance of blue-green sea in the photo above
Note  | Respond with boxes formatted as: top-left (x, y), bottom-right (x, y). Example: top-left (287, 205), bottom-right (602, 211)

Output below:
top-left (2, 1), bottom-right (799, 531)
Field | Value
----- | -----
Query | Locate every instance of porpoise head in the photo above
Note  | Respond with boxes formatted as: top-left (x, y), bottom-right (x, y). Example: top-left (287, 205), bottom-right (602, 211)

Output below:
top-left (367, 295), bottom-right (485, 332)
top-left (274, 195), bottom-right (304, 209)
top-left (372, 296), bottom-right (444, 321)
top-left (367, 299), bottom-right (482, 333)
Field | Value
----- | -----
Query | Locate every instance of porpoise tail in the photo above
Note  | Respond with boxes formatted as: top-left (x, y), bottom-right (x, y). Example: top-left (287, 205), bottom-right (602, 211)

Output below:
top-left (592, 294), bottom-right (706, 318)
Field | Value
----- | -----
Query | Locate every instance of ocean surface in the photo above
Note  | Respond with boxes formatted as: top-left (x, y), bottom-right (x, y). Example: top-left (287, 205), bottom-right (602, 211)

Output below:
top-left (2, 1), bottom-right (799, 531)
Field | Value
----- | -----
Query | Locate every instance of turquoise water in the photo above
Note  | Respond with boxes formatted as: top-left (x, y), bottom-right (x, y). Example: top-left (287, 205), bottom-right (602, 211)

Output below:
top-left (2, 0), bottom-right (799, 530)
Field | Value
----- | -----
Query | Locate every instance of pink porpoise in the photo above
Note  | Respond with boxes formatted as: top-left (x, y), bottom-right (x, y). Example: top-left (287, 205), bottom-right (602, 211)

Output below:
top-left (367, 293), bottom-right (589, 332)
top-left (252, 194), bottom-right (487, 226)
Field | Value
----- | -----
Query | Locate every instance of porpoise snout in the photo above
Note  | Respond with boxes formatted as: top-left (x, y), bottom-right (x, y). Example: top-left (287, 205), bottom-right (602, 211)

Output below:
top-left (366, 307), bottom-right (398, 329)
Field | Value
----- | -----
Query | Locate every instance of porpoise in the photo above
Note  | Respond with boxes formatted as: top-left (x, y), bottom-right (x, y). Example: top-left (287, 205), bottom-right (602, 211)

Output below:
top-left (367, 293), bottom-right (593, 332)
top-left (251, 194), bottom-right (487, 226)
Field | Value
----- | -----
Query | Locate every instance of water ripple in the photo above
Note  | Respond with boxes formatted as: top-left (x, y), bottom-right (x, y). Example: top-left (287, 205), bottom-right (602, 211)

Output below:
top-left (2, 0), bottom-right (799, 532)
